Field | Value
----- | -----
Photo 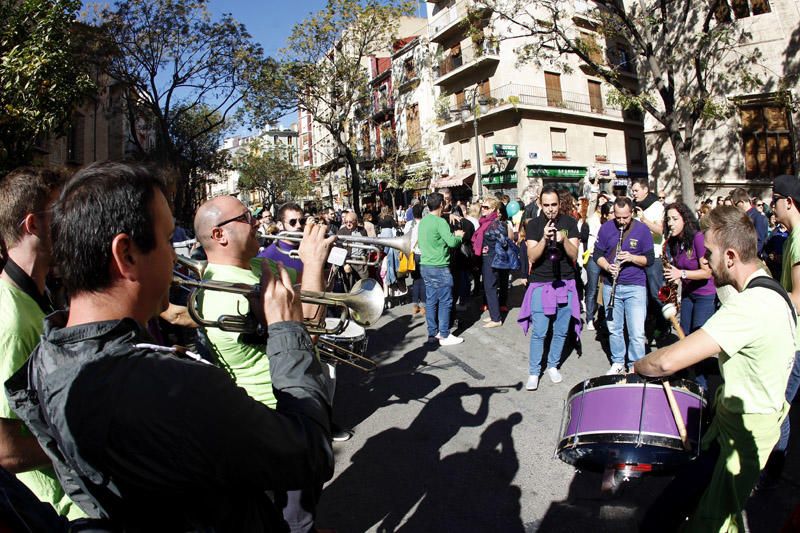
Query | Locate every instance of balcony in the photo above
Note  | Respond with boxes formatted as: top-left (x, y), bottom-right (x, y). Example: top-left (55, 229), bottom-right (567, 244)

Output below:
top-left (428, 0), bottom-right (490, 44)
top-left (434, 41), bottom-right (500, 88)
top-left (436, 82), bottom-right (632, 133)
top-left (372, 95), bottom-right (393, 121)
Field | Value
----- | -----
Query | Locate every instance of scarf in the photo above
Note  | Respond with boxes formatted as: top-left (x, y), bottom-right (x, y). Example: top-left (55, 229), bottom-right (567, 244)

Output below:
top-left (634, 192), bottom-right (659, 212)
top-left (473, 211), bottom-right (498, 256)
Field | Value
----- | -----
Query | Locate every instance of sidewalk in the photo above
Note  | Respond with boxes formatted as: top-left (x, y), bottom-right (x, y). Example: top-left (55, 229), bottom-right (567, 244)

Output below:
top-left (317, 291), bottom-right (800, 532)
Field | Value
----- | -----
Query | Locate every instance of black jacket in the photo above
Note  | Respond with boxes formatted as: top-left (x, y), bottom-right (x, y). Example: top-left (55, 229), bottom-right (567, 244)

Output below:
top-left (5, 313), bottom-right (333, 531)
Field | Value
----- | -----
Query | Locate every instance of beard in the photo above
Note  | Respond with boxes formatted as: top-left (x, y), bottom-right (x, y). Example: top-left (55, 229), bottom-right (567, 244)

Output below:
top-left (710, 259), bottom-right (733, 287)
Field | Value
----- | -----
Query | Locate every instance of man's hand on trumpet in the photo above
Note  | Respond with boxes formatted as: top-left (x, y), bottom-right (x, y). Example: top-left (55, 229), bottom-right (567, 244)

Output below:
top-left (296, 220), bottom-right (337, 322)
top-left (252, 261), bottom-right (304, 325)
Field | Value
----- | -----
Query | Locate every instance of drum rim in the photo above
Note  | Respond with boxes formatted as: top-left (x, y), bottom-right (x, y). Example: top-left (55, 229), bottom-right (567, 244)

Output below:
top-left (559, 428), bottom-right (698, 444)
top-left (566, 378), bottom-right (705, 404)
top-left (556, 431), bottom-right (696, 456)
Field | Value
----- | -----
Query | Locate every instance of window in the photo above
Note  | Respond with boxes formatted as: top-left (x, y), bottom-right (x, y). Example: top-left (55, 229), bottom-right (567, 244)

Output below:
top-left (478, 79), bottom-right (491, 98)
top-left (544, 72), bottom-right (563, 107)
top-left (455, 90), bottom-right (465, 109)
top-left (740, 101), bottom-right (795, 179)
top-left (406, 104), bottom-right (421, 150)
top-left (716, 0), bottom-right (770, 22)
top-left (588, 81), bottom-right (603, 113)
top-left (594, 133), bottom-right (608, 161)
top-left (578, 32), bottom-right (604, 65)
top-left (403, 58), bottom-right (417, 80)
top-left (460, 139), bottom-right (472, 169)
top-left (551, 128), bottom-right (567, 159)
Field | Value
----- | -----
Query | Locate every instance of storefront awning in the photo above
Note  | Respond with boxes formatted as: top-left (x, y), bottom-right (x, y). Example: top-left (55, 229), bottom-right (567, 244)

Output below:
top-left (433, 170), bottom-right (475, 189)
top-left (481, 171), bottom-right (518, 186)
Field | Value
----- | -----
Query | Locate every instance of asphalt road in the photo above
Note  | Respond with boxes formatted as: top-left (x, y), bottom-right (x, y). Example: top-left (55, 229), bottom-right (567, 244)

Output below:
top-left (316, 282), bottom-right (800, 532)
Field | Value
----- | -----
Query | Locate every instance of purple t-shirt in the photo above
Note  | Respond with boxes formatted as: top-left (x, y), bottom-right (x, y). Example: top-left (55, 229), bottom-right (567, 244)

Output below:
top-left (594, 219), bottom-right (653, 286)
top-left (671, 231), bottom-right (716, 296)
top-left (256, 240), bottom-right (304, 274)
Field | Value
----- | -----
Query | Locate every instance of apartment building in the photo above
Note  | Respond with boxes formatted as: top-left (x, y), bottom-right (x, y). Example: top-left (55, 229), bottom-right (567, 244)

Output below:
top-left (209, 124), bottom-right (300, 203)
top-left (642, 0), bottom-right (800, 201)
top-left (427, 0), bottom-right (647, 200)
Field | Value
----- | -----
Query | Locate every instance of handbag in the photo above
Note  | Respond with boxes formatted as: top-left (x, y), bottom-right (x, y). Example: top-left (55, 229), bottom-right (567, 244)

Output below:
top-left (398, 252), bottom-right (415, 274)
top-left (491, 235), bottom-right (521, 271)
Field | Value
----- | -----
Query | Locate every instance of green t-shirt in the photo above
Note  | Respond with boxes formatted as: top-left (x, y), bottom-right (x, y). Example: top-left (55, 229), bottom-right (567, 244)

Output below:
top-left (418, 214), bottom-right (462, 267)
top-left (780, 225), bottom-right (800, 348)
top-left (201, 258), bottom-right (296, 408)
top-left (701, 270), bottom-right (796, 415)
top-left (0, 279), bottom-right (83, 519)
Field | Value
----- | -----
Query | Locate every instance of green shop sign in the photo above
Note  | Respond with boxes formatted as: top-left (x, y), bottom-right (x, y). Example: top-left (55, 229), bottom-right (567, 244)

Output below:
top-left (492, 144), bottom-right (518, 158)
top-left (481, 171), bottom-right (518, 185)
top-left (526, 165), bottom-right (587, 179)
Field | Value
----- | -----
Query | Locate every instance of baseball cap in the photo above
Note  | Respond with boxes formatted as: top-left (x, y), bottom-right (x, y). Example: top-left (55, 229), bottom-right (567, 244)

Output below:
top-left (773, 174), bottom-right (800, 204)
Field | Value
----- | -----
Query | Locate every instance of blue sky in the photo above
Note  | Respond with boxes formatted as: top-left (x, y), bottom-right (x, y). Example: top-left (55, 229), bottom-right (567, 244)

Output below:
top-left (207, 1), bottom-right (429, 56)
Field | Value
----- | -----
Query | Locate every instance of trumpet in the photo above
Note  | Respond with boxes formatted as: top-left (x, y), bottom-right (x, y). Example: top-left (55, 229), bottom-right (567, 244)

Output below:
top-left (261, 231), bottom-right (412, 266)
top-left (172, 256), bottom-right (384, 371)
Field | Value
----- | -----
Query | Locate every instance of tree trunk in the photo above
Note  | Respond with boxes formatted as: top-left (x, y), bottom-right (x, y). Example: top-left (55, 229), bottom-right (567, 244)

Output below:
top-left (667, 130), bottom-right (696, 208)
top-left (345, 148), bottom-right (361, 217)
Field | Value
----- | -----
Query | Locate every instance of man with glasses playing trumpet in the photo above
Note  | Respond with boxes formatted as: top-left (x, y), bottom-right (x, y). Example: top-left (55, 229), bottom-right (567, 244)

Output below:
top-left (257, 202), bottom-right (307, 276)
top-left (6, 162), bottom-right (335, 530)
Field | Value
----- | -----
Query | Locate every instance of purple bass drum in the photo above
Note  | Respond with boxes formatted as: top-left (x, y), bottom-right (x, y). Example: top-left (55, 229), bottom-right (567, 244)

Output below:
top-left (556, 374), bottom-right (706, 474)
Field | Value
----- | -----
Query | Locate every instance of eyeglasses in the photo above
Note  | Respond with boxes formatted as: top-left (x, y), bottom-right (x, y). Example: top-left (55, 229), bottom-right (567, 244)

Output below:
top-left (480, 205), bottom-right (491, 210)
top-left (756, 203), bottom-right (764, 207)
top-left (285, 217), bottom-right (306, 228)
top-left (216, 210), bottom-right (254, 228)
top-left (772, 195), bottom-right (787, 207)
top-left (658, 196), bottom-right (665, 201)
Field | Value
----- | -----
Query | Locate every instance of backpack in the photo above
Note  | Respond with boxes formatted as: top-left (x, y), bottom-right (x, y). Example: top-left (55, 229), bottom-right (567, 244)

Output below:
top-left (491, 234), bottom-right (521, 271)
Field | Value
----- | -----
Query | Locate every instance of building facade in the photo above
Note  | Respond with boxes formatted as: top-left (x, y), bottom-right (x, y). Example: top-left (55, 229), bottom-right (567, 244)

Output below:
top-left (642, 0), bottom-right (800, 202)
top-left (426, 0), bottom-right (647, 201)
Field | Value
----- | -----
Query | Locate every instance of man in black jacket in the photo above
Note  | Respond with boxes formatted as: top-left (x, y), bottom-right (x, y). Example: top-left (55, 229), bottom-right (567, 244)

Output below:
top-left (5, 162), bottom-right (334, 530)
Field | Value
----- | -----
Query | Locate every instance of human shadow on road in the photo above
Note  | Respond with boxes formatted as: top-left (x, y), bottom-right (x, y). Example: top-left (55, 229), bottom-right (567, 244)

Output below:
top-left (320, 382), bottom-right (520, 532)
top-left (397, 412), bottom-right (525, 532)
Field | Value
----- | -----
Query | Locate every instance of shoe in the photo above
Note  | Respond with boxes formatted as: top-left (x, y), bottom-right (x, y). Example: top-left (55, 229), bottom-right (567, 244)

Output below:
top-left (606, 363), bottom-right (626, 375)
top-left (546, 367), bottom-right (563, 383)
top-left (586, 320), bottom-right (595, 331)
top-left (412, 304), bottom-right (420, 315)
top-left (482, 317), bottom-right (493, 323)
top-left (526, 375), bottom-right (539, 391)
top-left (500, 306), bottom-right (509, 313)
top-left (332, 428), bottom-right (353, 442)
top-left (419, 307), bottom-right (426, 316)
top-left (483, 320), bottom-right (502, 328)
top-left (480, 304), bottom-right (488, 312)
top-left (439, 334), bottom-right (464, 346)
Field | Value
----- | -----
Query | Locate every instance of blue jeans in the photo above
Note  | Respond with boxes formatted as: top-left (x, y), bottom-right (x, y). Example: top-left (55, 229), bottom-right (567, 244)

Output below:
top-left (421, 265), bottom-right (453, 338)
top-left (482, 259), bottom-right (508, 322)
top-left (777, 350), bottom-right (800, 452)
top-left (679, 292), bottom-right (717, 334)
top-left (528, 286), bottom-right (573, 376)
top-left (603, 283), bottom-right (647, 365)
top-left (584, 257), bottom-right (600, 322)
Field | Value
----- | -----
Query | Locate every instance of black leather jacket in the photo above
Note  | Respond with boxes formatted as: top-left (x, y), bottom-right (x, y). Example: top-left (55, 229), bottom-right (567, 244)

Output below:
top-left (5, 313), bottom-right (333, 532)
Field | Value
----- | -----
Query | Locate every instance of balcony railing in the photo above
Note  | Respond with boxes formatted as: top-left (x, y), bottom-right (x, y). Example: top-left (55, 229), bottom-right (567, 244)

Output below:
top-left (483, 83), bottom-right (622, 118)
top-left (436, 41), bottom-right (499, 79)
top-left (428, 0), bottom-right (490, 43)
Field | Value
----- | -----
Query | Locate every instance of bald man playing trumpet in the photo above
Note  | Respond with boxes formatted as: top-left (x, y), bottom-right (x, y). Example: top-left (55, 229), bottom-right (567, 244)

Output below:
top-left (194, 196), bottom-right (336, 533)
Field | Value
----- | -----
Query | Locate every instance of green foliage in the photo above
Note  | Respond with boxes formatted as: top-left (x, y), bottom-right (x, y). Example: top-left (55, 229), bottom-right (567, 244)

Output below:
top-left (0, 0), bottom-right (96, 171)
top-left (235, 139), bottom-right (310, 211)
top-left (92, 0), bottom-right (261, 218)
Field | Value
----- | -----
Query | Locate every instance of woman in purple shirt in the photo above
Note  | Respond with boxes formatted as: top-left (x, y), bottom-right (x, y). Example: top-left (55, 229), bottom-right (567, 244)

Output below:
top-left (662, 202), bottom-right (716, 335)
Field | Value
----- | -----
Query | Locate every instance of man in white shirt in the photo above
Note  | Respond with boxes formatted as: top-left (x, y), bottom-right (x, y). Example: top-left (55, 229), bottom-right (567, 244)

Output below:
top-left (630, 178), bottom-right (667, 336)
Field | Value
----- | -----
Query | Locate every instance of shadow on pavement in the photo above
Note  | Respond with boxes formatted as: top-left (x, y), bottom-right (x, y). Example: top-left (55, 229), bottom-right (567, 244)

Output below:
top-left (321, 383), bottom-right (523, 532)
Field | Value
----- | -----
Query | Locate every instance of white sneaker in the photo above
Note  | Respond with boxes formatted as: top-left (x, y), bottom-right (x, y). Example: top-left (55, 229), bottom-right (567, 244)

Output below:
top-left (439, 334), bottom-right (464, 346)
top-left (526, 375), bottom-right (539, 391)
top-left (606, 363), bottom-right (626, 375)
top-left (586, 320), bottom-right (595, 331)
top-left (546, 367), bottom-right (562, 383)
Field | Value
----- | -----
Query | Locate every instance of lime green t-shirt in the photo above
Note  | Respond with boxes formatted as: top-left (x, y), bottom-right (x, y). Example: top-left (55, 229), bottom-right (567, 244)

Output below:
top-left (418, 214), bottom-right (461, 267)
top-left (0, 279), bottom-right (83, 519)
top-left (780, 225), bottom-right (800, 348)
top-left (201, 258), bottom-right (297, 408)
top-left (701, 270), bottom-right (796, 415)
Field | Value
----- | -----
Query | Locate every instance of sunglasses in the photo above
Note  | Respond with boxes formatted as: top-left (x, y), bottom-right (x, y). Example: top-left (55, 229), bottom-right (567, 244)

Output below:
top-left (285, 217), bottom-right (306, 228)
top-left (772, 195), bottom-right (787, 207)
top-left (217, 210), bottom-right (254, 228)
top-left (480, 205), bottom-right (491, 210)
top-left (658, 196), bottom-right (665, 200)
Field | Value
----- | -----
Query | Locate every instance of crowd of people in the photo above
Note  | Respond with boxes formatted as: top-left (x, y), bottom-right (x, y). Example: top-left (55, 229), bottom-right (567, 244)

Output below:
top-left (0, 160), bottom-right (798, 531)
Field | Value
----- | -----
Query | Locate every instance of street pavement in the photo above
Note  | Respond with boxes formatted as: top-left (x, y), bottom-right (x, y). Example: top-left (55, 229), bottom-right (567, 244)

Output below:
top-left (316, 281), bottom-right (800, 532)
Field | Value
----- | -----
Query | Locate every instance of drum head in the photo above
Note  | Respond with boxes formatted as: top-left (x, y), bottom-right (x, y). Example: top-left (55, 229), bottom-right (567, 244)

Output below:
top-left (321, 318), bottom-right (366, 341)
top-left (565, 373), bottom-right (705, 402)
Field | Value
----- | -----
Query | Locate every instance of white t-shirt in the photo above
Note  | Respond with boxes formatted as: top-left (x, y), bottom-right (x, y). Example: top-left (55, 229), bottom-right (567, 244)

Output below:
top-left (642, 200), bottom-right (665, 258)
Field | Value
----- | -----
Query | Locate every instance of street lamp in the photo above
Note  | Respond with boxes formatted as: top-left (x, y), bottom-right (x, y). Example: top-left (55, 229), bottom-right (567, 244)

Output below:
top-left (452, 89), bottom-right (489, 201)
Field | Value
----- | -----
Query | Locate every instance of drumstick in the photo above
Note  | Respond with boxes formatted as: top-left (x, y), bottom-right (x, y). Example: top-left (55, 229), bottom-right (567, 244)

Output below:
top-left (661, 304), bottom-right (691, 451)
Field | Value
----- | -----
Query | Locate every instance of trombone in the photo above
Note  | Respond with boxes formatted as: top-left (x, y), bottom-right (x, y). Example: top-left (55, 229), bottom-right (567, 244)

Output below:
top-left (172, 256), bottom-right (384, 371)
top-left (261, 231), bottom-right (412, 266)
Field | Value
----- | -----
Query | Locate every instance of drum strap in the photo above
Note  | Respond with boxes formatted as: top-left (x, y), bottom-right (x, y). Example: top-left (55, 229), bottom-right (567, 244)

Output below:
top-left (745, 276), bottom-right (797, 327)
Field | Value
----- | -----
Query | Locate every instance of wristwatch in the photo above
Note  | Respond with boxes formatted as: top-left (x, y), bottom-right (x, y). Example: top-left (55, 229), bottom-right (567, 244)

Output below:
top-left (681, 270), bottom-right (687, 280)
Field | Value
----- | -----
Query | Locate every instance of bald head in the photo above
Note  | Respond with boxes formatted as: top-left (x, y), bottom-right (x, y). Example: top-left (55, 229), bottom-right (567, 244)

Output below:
top-left (194, 196), bottom-right (258, 266)
top-left (194, 196), bottom-right (230, 249)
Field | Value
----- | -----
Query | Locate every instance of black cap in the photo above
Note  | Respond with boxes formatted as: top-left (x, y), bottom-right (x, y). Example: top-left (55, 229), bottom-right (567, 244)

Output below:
top-left (774, 174), bottom-right (800, 204)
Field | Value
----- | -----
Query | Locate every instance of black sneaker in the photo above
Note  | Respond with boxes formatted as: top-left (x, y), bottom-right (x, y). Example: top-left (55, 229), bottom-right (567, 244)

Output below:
top-left (332, 428), bottom-right (353, 442)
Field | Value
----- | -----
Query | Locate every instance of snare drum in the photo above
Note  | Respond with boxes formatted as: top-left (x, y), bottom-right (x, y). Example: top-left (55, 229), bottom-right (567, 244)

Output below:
top-left (318, 318), bottom-right (368, 366)
top-left (556, 374), bottom-right (706, 473)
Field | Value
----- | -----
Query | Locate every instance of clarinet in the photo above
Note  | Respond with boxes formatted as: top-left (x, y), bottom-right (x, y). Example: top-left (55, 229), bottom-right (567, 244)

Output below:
top-left (607, 224), bottom-right (625, 311)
